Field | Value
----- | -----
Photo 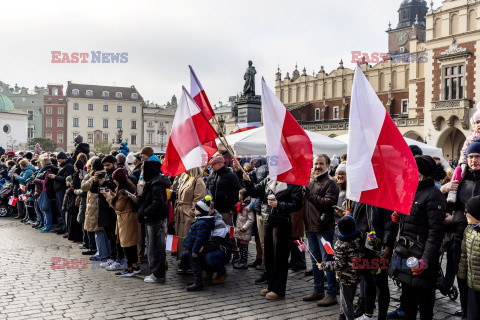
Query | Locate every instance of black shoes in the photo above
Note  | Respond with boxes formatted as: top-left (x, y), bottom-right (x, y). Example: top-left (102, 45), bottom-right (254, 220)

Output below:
top-left (187, 277), bottom-right (203, 291)
top-left (81, 250), bottom-right (96, 255)
top-left (255, 272), bottom-right (267, 284)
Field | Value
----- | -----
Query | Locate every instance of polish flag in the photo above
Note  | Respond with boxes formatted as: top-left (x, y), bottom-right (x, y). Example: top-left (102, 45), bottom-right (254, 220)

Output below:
top-left (261, 78), bottom-right (313, 186)
top-left (8, 196), bottom-right (17, 207)
top-left (161, 87), bottom-right (219, 177)
top-left (294, 239), bottom-right (306, 252)
top-left (165, 235), bottom-right (179, 252)
top-left (321, 237), bottom-right (334, 256)
top-left (20, 185), bottom-right (26, 192)
top-left (346, 64), bottom-right (418, 214)
top-left (233, 122), bottom-right (262, 134)
top-left (190, 65), bottom-right (217, 150)
top-left (226, 225), bottom-right (235, 238)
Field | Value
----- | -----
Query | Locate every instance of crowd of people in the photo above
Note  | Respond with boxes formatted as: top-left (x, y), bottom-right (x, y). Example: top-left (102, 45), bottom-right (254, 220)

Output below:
top-left (2, 131), bottom-right (480, 320)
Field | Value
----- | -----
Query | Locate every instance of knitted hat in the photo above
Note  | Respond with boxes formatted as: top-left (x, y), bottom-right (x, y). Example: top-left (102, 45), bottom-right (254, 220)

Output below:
top-left (92, 158), bottom-right (104, 171)
top-left (471, 102), bottom-right (480, 126)
top-left (409, 145), bottom-right (423, 157)
top-left (337, 215), bottom-right (357, 240)
top-left (195, 195), bottom-right (212, 216)
top-left (466, 140), bottom-right (480, 156)
top-left (336, 162), bottom-right (346, 174)
top-left (140, 146), bottom-right (154, 158)
top-left (415, 155), bottom-right (436, 178)
top-left (24, 152), bottom-right (33, 160)
top-left (74, 135), bottom-right (83, 144)
top-left (57, 152), bottom-right (67, 160)
top-left (75, 160), bottom-right (84, 171)
top-left (126, 153), bottom-right (134, 164)
top-left (466, 196), bottom-right (480, 221)
top-left (112, 168), bottom-right (128, 183)
top-left (6, 151), bottom-right (15, 156)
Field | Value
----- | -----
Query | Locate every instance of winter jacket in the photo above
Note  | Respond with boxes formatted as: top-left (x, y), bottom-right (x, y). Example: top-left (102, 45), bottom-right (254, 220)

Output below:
top-left (131, 163), bottom-right (142, 182)
top-left (303, 171), bottom-right (339, 234)
top-left (138, 161), bottom-right (171, 224)
top-left (106, 190), bottom-right (141, 247)
top-left (73, 142), bottom-right (90, 161)
top-left (33, 165), bottom-right (57, 198)
top-left (350, 202), bottom-right (398, 248)
top-left (244, 178), bottom-right (302, 224)
top-left (183, 215), bottom-right (215, 254)
top-left (321, 235), bottom-right (366, 286)
top-left (93, 171), bottom-right (117, 229)
top-left (450, 168), bottom-right (480, 241)
top-left (206, 166), bottom-right (242, 213)
top-left (249, 164), bottom-right (269, 215)
top-left (81, 174), bottom-right (103, 232)
top-left (15, 164), bottom-right (35, 187)
top-left (389, 179), bottom-right (446, 289)
top-left (119, 142), bottom-right (129, 156)
top-left (53, 159), bottom-right (74, 192)
top-left (234, 199), bottom-right (255, 242)
top-left (458, 225), bottom-right (480, 292)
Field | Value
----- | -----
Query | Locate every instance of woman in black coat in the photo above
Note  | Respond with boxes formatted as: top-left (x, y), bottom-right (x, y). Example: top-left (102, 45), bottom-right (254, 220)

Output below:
top-left (389, 155), bottom-right (446, 320)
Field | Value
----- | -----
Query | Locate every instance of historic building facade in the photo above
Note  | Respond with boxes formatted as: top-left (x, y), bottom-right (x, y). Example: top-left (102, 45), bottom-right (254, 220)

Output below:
top-left (44, 84), bottom-right (67, 151)
top-left (143, 97), bottom-right (176, 152)
top-left (0, 82), bottom-right (45, 141)
top-left (65, 82), bottom-right (144, 152)
top-left (0, 94), bottom-right (29, 150)
top-left (275, 0), bottom-right (480, 160)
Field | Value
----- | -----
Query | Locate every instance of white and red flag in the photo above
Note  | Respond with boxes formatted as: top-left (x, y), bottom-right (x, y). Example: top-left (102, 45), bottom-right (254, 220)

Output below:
top-left (165, 235), bottom-right (179, 252)
top-left (233, 122), bottom-right (262, 134)
top-left (294, 239), bottom-right (306, 252)
top-left (346, 64), bottom-right (418, 214)
top-left (226, 225), bottom-right (235, 239)
top-left (261, 78), bottom-right (313, 186)
top-left (8, 196), bottom-right (17, 207)
top-left (321, 237), bottom-right (334, 256)
top-left (161, 87), bottom-right (218, 177)
top-left (20, 185), bottom-right (26, 192)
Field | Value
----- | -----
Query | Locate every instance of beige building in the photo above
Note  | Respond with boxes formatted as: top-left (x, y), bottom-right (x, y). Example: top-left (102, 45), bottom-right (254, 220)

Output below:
top-left (143, 97), bottom-right (176, 153)
top-left (66, 82), bottom-right (144, 152)
top-left (276, 0), bottom-right (480, 160)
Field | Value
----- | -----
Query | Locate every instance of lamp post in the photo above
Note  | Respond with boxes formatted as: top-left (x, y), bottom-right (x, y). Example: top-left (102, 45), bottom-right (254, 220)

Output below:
top-left (159, 128), bottom-right (167, 150)
top-left (117, 128), bottom-right (123, 143)
top-left (218, 117), bottom-right (225, 134)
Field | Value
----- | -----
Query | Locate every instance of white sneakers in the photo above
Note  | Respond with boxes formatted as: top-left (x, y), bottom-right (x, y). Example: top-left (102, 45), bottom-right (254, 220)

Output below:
top-left (144, 274), bottom-right (158, 283)
top-left (355, 315), bottom-right (375, 320)
top-left (100, 259), bottom-right (114, 269)
top-left (106, 261), bottom-right (127, 271)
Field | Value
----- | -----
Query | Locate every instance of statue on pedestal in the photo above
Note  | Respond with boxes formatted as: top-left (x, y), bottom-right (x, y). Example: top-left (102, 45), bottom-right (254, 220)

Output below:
top-left (243, 60), bottom-right (256, 97)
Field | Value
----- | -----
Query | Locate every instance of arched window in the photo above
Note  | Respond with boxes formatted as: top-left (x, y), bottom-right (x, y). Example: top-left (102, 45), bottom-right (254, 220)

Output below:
top-left (51, 87), bottom-right (58, 96)
top-left (450, 13), bottom-right (459, 35)
top-left (72, 89), bottom-right (79, 96)
top-left (379, 73), bottom-right (385, 92)
top-left (469, 9), bottom-right (477, 31)
top-left (102, 91), bottom-right (109, 98)
top-left (434, 18), bottom-right (442, 38)
top-left (304, 84), bottom-right (309, 101)
top-left (402, 10), bottom-right (408, 20)
top-left (332, 80), bottom-right (337, 98)
top-left (405, 68), bottom-right (410, 86)
top-left (86, 90), bottom-right (93, 97)
top-left (280, 89), bottom-right (285, 102)
top-left (392, 71), bottom-right (398, 90)
top-left (131, 93), bottom-right (138, 99)
top-left (116, 92), bottom-right (122, 99)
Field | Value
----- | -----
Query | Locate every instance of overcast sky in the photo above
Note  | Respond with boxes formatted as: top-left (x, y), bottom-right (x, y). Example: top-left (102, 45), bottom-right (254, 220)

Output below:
top-left (0, 0), bottom-right (438, 106)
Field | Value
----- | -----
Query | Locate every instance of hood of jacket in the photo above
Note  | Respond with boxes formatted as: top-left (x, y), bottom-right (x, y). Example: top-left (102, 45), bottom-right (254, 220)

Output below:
top-left (143, 160), bottom-right (162, 182)
top-left (22, 164), bottom-right (35, 173)
top-left (149, 173), bottom-right (172, 189)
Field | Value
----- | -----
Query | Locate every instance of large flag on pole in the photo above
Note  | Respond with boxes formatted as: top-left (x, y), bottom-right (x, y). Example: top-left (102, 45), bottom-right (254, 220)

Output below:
top-left (261, 77), bottom-right (312, 186)
top-left (161, 86), bottom-right (218, 177)
top-left (189, 65), bottom-right (214, 120)
top-left (346, 64), bottom-right (418, 214)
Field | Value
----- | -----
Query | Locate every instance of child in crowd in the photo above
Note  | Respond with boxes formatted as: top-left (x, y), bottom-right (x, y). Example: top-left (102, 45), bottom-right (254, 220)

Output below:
top-left (458, 196), bottom-right (480, 320)
top-left (0, 169), bottom-right (10, 188)
top-left (448, 103), bottom-right (480, 202)
top-left (317, 215), bottom-right (365, 320)
top-left (233, 189), bottom-right (254, 269)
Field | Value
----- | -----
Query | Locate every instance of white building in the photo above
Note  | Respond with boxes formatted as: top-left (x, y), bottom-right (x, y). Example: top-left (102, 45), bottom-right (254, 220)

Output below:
top-left (0, 94), bottom-right (28, 151)
top-left (143, 98), bottom-right (176, 153)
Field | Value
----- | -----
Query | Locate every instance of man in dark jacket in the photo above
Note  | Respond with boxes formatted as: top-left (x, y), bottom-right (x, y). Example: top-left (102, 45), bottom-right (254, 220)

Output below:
top-left (206, 156), bottom-right (241, 225)
top-left (49, 152), bottom-right (74, 233)
top-left (131, 154), bottom-right (142, 182)
top-left (350, 202), bottom-right (397, 320)
top-left (138, 160), bottom-right (171, 284)
top-left (302, 154), bottom-right (339, 307)
top-left (440, 140), bottom-right (480, 318)
top-left (243, 172), bottom-right (302, 301)
top-left (73, 135), bottom-right (90, 161)
top-left (389, 155), bottom-right (446, 320)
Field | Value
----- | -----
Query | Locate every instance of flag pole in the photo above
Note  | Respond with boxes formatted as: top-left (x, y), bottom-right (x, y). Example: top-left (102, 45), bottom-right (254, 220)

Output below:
top-left (212, 115), bottom-right (247, 176)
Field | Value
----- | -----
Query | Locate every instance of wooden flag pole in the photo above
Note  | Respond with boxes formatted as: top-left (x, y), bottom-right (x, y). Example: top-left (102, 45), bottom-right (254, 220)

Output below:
top-left (212, 115), bottom-right (247, 176)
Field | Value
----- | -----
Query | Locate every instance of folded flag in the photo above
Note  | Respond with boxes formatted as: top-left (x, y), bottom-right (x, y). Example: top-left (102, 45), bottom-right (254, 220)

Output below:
top-left (8, 196), bottom-right (17, 207)
top-left (321, 237), bottom-right (334, 256)
top-left (294, 239), bottom-right (306, 252)
top-left (165, 235), bottom-right (179, 252)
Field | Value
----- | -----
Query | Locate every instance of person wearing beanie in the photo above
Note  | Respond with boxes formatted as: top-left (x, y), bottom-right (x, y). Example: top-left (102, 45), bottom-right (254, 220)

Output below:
top-left (24, 152), bottom-right (33, 160)
top-left (73, 135), bottom-right (90, 162)
top-left (409, 145), bottom-right (423, 157)
top-left (48, 149), bottom-right (75, 234)
top-left (131, 153), bottom-right (143, 183)
top-left (137, 159), bottom-right (171, 284)
top-left (334, 162), bottom-right (348, 223)
top-left (103, 167), bottom-right (141, 277)
top-left (388, 154), bottom-right (446, 320)
top-left (318, 215), bottom-right (365, 320)
top-left (140, 146), bottom-right (154, 161)
top-left (458, 196), bottom-right (480, 320)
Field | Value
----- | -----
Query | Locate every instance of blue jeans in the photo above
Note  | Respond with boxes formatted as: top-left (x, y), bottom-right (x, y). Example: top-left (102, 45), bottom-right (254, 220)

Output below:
top-left (87, 231), bottom-right (97, 251)
top-left (180, 250), bottom-right (230, 277)
top-left (55, 191), bottom-right (66, 230)
top-left (307, 231), bottom-right (337, 297)
top-left (95, 230), bottom-right (111, 259)
top-left (34, 198), bottom-right (44, 226)
top-left (146, 219), bottom-right (167, 278)
top-left (41, 199), bottom-right (53, 230)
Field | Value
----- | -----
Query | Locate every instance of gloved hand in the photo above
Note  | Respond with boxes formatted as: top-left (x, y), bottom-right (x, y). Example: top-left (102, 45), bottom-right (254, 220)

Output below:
top-left (412, 259), bottom-right (428, 276)
top-left (391, 211), bottom-right (400, 224)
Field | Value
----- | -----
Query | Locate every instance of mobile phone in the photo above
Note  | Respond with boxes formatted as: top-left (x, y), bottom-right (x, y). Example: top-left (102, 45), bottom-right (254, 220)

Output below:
top-left (332, 205), bottom-right (343, 211)
top-left (125, 190), bottom-right (137, 198)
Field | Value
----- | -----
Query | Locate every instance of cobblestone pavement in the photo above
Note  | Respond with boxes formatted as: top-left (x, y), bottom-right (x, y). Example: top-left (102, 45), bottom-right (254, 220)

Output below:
top-left (0, 217), bottom-right (461, 320)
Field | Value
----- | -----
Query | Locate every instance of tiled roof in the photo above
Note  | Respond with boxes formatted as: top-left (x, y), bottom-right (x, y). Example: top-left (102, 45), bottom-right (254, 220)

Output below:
top-left (66, 82), bottom-right (143, 101)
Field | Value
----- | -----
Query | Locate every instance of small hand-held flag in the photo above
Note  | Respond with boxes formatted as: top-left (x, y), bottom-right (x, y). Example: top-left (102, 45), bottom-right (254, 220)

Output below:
top-left (321, 237), bottom-right (334, 256)
top-left (165, 235), bottom-right (179, 252)
top-left (8, 196), bottom-right (17, 207)
top-left (261, 78), bottom-right (313, 186)
top-left (294, 239), bottom-right (306, 252)
top-left (346, 64), bottom-right (418, 214)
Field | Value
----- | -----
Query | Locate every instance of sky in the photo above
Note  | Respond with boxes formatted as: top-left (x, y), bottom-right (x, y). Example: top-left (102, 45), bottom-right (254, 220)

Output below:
top-left (0, 0), bottom-right (438, 106)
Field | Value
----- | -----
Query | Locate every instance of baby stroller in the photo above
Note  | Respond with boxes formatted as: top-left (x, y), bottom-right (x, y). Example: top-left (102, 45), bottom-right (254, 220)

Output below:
top-left (0, 182), bottom-right (14, 217)
top-left (435, 234), bottom-right (458, 301)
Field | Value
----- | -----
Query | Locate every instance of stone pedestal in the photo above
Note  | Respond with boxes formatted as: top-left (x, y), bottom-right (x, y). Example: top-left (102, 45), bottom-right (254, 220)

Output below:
top-left (235, 95), bottom-right (262, 123)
